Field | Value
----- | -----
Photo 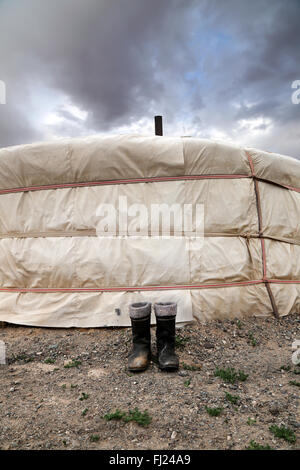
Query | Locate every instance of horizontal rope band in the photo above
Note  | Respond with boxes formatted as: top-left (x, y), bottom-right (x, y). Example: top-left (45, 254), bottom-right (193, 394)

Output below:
top-left (0, 173), bottom-right (299, 198)
top-left (0, 231), bottom-right (299, 247)
top-left (0, 278), bottom-right (298, 293)
top-left (0, 174), bottom-right (251, 195)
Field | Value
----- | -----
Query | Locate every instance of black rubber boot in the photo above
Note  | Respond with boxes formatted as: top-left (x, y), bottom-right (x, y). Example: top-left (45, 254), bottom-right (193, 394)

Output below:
top-left (154, 303), bottom-right (179, 371)
top-left (128, 302), bottom-right (151, 372)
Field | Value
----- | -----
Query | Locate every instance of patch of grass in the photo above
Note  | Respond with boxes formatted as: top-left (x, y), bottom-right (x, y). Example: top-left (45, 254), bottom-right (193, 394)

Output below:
top-left (247, 417), bottom-right (257, 426)
top-left (293, 369), bottom-right (300, 375)
top-left (289, 380), bottom-right (300, 387)
top-left (205, 406), bottom-right (223, 417)
top-left (225, 392), bottom-right (240, 405)
top-left (90, 434), bottom-right (100, 442)
top-left (103, 409), bottom-right (126, 421)
top-left (246, 440), bottom-right (273, 450)
top-left (61, 384), bottom-right (66, 390)
top-left (214, 367), bottom-right (248, 384)
top-left (44, 358), bottom-right (56, 364)
top-left (62, 440), bottom-right (67, 447)
top-left (79, 392), bottom-right (89, 401)
top-left (103, 408), bottom-right (152, 427)
top-left (280, 365), bottom-right (291, 372)
top-left (81, 408), bottom-right (88, 416)
top-left (184, 379), bottom-right (191, 387)
top-left (236, 319), bottom-right (242, 329)
top-left (182, 362), bottom-right (201, 371)
top-left (269, 425), bottom-right (296, 444)
top-left (175, 335), bottom-right (189, 348)
top-left (120, 408), bottom-right (152, 427)
top-left (71, 384), bottom-right (78, 389)
top-left (236, 370), bottom-right (248, 382)
top-left (248, 331), bottom-right (257, 347)
top-left (64, 360), bottom-right (81, 368)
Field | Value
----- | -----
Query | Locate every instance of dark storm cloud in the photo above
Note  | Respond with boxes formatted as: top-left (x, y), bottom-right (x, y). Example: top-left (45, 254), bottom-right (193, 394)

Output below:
top-left (0, 0), bottom-right (197, 144)
top-left (0, 0), bottom-right (299, 157)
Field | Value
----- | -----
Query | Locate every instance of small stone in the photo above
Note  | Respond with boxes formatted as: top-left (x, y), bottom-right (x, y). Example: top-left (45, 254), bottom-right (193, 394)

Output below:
top-left (178, 370), bottom-right (188, 377)
top-left (269, 402), bottom-right (281, 416)
top-left (171, 431), bottom-right (177, 440)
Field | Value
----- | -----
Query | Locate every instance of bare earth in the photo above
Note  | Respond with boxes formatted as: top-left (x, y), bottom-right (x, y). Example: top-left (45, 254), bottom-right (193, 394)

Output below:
top-left (0, 315), bottom-right (299, 450)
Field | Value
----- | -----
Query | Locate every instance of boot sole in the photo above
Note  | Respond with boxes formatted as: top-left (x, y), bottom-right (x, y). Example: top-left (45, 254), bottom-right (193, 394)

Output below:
top-left (159, 365), bottom-right (179, 372)
top-left (128, 367), bottom-right (148, 373)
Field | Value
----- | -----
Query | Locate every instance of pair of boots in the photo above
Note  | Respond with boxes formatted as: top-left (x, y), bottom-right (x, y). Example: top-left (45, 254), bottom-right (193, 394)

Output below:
top-left (128, 302), bottom-right (179, 372)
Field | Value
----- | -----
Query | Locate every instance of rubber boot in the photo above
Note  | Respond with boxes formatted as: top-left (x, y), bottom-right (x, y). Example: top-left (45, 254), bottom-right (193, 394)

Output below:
top-left (154, 302), bottom-right (179, 371)
top-left (128, 302), bottom-right (151, 372)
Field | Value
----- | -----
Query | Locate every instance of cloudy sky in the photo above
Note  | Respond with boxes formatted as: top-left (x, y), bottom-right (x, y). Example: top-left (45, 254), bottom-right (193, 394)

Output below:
top-left (0, 0), bottom-right (299, 157)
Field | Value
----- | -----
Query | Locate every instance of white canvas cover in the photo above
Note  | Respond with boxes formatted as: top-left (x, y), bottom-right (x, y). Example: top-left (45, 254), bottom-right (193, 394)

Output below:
top-left (0, 134), bottom-right (299, 327)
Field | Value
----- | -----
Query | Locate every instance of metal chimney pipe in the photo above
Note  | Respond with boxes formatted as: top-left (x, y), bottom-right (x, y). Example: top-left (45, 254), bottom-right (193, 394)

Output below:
top-left (154, 115), bottom-right (163, 136)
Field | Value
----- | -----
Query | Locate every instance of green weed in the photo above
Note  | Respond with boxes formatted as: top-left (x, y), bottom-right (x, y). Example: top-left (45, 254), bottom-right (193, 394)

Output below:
top-left (247, 418), bottom-right (256, 426)
top-left (79, 392), bottom-right (89, 401)
top-left (248, 331), bottom-right (257, 347)
top-left (246, 440), bottom-right (272, 450)
top-left (44, 358), bottom-right (56, 364)
top-left (289, 380), bottom-right (300, 387)
top-left (269, 425), bottom-right (296, 443)
top-left (205, 406), bottom-right (223, 417)
top-left (175, 335), bottom-right (189, 348)
top-left (280, 365), bottom-right (291, 372)
top-left (103, 408), bottom-right (152, 427)
top-left (64, 360), bottom-right (81, 368)
top-left (225, 392), bottom-right (240, 405)
top-left (214, 367), bottom-right (248, 384)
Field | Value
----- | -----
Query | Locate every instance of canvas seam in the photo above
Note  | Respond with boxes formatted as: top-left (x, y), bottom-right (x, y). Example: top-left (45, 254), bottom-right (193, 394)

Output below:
top-left (245, 150), bottom-right (279, 318)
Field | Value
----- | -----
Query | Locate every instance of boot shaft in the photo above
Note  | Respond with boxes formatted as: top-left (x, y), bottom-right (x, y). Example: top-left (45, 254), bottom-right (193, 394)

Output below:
top-left (131, 315), bottom-right (151, 347)
top-left (155, 315), bottom-right (176, 353)
top-left (128, 305), bottom-right (151, 372)
top-left (154, 302), bottom-right (177, 351)
top-left (129, 302), bottom-right (151, 347)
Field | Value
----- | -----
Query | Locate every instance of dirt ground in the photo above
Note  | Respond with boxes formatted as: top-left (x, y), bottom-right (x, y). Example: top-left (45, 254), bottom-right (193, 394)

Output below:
top-left (0, 314), bottom-right (299, 450)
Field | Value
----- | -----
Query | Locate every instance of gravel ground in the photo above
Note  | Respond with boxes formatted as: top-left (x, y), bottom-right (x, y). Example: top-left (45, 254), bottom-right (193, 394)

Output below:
top-left (0, 315), bottom-right (299, 450)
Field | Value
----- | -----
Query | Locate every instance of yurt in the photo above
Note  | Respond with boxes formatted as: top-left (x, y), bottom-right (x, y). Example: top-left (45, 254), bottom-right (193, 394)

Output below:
top-left (0, 134), bottom-right (299, 327)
